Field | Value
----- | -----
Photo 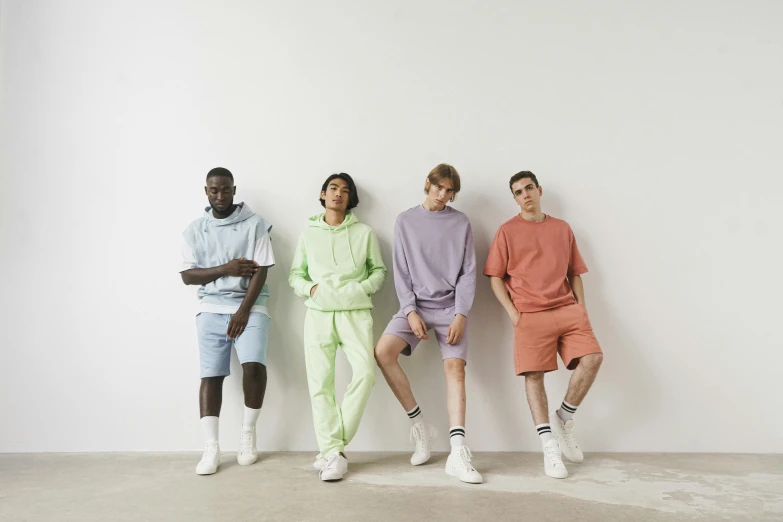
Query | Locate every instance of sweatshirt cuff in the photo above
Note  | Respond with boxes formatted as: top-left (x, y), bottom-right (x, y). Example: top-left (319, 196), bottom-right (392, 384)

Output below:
top-left (301, 281), bottom-right (316, 298)
top-left (360, 279), bottom-right (374, 295)
top-left (455, 307), bottom-right (469, 318)
top-left (402, 304), bottom-right (417, 316)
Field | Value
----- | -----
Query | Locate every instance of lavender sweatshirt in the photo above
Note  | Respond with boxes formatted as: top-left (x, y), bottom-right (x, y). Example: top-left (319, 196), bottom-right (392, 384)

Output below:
top-left (393, 205), bottom-right (476, 317)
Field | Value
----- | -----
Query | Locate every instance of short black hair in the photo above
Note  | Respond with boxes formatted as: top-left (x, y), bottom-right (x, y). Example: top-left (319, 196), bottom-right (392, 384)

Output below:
top-left (320, 173), bottom-right (360, 210)
top-left (509, 171), bottom-right (539, 192)
top-left (206, 167), bottom-right (234, 182)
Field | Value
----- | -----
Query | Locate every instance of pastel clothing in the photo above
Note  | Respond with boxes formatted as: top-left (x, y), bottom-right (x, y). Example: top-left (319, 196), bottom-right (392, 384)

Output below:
top-left (513, 303), bottom-right (601, 375)
top-left (304, 309), bottom-right (375, 456)
top-left (382, 306), bottom-right (469, 361)
top-left (197, 312), bottom-right (270, 377)
top-left (484, 215), bottom-right (587, 313)
top-left (289, 212), bottom-right (387, 456)
top-left (181, 203), bottom-right (275, 316)
top-left (392, 205), bottom-right (476, 317)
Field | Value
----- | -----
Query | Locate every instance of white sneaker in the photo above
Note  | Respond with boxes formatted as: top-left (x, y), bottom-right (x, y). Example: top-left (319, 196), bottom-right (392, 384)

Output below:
top-left (196, 441), bottom-right (220, 475)
top-left (445, 445), bottom-right (483, 484)
top-left (550, 411), bottom-right (584, 463)
top-left (237, 426), bottom-right (258, 466)
top-left (319, 452), bottom-right (348, 481)
top-left (313, 453), bottom-right (327, 471)
top-left (410, 422), bottom-right (438, 465)
top-left (543, 439), bottom-right (568, 479)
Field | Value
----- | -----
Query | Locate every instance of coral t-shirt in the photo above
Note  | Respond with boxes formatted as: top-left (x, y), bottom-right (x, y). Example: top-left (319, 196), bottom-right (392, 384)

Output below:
top-left (484, 215), bottom-right (588, 313)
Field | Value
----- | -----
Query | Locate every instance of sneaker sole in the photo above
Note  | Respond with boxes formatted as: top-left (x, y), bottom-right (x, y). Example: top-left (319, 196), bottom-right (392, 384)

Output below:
top-left (196, 467), bottom-right (218, 475)
top-left (445, 467), bottom-right (483, 484)
top-left (237, 455), bottom-right (258, 466)
top-left (411, 452), bottom-right (431, 466)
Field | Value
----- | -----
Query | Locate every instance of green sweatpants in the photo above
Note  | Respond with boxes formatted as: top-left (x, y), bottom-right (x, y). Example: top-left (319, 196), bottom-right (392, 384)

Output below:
top-left (304, 308), bottom-right (376, 456)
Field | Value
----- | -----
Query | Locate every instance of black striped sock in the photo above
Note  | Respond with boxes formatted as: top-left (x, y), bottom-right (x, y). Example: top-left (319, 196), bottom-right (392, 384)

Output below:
top-left (407, 405), bottom-right (422, 421)
top-left (536, 423), bottom-right (554, 443)
top-left (557, 401), bottom-right (577, 423)
top-left (449, 426), bottom-right (466, 447)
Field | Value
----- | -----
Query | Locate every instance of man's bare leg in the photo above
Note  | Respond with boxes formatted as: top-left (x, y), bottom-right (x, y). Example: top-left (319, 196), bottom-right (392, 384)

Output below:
top-left (374, 334), bottom-right (417, 411)
top-left (563, 353), bottom-right (603, 407)
top-left (524, 371), bottom-right (549, 425)
top-left (443, 358), bottom-right (466, 430)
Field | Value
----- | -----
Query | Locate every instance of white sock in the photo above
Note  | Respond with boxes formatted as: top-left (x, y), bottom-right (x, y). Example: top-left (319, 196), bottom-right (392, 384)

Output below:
top-left (201, 416), bottom-right (219, 444)
top-left (243, 406), bottom-right (261, 429)
top-left (407, 404), bottom-right (423, 426)
top-left (449, 426), bottom-right (466, 448)
top-left (536, 423), bottom-right (554, 444)
top-left (556, 400), bottom-right (577, 423)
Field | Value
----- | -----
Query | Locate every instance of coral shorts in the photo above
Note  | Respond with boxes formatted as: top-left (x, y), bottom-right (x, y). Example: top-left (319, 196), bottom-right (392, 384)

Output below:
top-left (514, 303), bottom-right (602, 375)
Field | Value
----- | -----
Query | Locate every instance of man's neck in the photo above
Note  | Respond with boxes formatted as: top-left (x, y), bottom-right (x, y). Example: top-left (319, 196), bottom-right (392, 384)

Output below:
top-left (212, 205), bottom-right (237, 219)
top-left (421, 199), bottom-right (443, 212)
top-left (324, 208), bottom-right (347, 227)
top-left (520, 209), bottom-right (546, 222)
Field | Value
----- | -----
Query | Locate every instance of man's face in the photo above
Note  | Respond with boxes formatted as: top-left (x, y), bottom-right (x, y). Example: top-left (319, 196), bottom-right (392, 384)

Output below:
top-left (205, 176), bottom-right (235, 214)
top-left (425, 177), bottom-right (454, 211)
top-left (321, 178), bottom-right (350, 212)
top-left (511, 178), bottom-right (542, 213)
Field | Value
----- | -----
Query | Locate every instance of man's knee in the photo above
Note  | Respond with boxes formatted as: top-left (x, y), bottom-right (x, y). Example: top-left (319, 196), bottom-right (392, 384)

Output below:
top-left (444, 358), bottom-right (466, 382)
top-left (242, 362), bottom-right (266, 379)
top-left (374, 343), bottom-right (399, 367)
top-left (581, 353), bottom-right (603, 372)
top-left (524, 371), bottom-right (545, 384)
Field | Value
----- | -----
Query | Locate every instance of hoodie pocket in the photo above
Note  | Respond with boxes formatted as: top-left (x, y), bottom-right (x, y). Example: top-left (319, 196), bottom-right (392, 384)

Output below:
top-left (308, 281), bottom-right (372, 311)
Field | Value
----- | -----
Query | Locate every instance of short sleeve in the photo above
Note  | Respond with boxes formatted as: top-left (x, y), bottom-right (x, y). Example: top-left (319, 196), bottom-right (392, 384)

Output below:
top-left (567, 228), bottom-right (588, 277)
top-left (253, 232), bottom-right (276, 267)
top-left (483, 227), bottom-right (509, 278)
top-left (180, 240), bottom-right (198, 273)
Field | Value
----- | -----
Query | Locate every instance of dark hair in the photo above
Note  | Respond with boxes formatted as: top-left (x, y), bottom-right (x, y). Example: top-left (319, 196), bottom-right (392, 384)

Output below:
top-left (320, 173), bottom-right (360, 210)
top-left (509, 170), bottom-right (539, 192)
top-left (206, 167), bottom-right (234, 182)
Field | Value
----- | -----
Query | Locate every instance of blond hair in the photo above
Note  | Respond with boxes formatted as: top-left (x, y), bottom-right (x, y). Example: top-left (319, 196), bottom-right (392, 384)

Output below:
top-left (424, 164), bottom-right (461, 202)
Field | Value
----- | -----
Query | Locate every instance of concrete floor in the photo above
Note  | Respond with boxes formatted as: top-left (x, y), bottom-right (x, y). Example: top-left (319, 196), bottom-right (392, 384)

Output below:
top-left (1, 452), bottom-right (781, 522)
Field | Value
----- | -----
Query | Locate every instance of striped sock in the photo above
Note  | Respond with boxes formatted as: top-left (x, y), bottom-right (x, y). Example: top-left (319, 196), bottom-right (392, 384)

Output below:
top-left (536, 423), bottom-right (554, 444)
top-left (449, 426), bottom-right (466, 448)
top-left (557, 401), bottom-right (577, 423)
top-left (407, 405), bottom-right (423, 425)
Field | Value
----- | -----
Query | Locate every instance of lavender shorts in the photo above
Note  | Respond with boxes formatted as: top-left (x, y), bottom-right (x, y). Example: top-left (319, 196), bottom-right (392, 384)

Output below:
top-left (382, 306), bottom-right (468, 362)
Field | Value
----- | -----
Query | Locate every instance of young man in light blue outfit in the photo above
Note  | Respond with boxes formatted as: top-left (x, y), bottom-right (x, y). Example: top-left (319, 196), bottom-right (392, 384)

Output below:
top-left (180, 167), bottom-right (275, 475)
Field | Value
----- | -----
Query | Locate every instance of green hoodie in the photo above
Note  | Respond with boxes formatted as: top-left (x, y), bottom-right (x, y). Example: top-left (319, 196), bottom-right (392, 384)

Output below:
top-left (289, 212), bottom-right (387, 311)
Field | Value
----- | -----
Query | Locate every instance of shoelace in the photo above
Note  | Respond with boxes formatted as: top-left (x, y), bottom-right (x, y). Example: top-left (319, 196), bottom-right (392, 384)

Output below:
top-left (200, 443), bottom-right (218, 464)
top-left (239, 429), bottom-right (254, 453)
top-left (410, 424), bottom-right (427, 452)
top-left (562, 425), bottom-right (578, 449)
top-left (544, 444), bottom-right (563, 466)
top-left (321, 453), bottom-right (341, 475)
top-left (456, 446), bottom-right (475, 471)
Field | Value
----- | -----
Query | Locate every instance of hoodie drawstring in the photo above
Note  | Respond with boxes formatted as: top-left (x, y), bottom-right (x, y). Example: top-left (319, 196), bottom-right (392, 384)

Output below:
top-left (345, 227), bottom-right (356, 270)
top-left (329, 228), bottom-right (337, 266)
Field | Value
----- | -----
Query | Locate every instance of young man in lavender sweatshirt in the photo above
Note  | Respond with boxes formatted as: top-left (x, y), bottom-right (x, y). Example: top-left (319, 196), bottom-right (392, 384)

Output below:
top-left (374, 164), bottom-right (482, 484)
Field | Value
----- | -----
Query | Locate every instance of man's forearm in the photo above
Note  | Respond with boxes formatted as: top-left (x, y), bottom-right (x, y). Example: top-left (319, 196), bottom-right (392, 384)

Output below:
top-left (181, 265), bottom-right (225, 286)
top-left (568, 274), bottom-right (585, 305)
top-left (489, 276), bottom-right (518, 318)
top-left (238, 267), bottom-right (269, 311)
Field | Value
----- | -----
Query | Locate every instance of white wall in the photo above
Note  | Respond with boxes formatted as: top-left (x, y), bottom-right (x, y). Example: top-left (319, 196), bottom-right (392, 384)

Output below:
top-left (1, 0), bottom-right (781, 453)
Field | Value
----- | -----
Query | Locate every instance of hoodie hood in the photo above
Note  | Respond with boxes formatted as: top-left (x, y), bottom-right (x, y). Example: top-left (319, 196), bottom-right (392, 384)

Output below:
top-left (309, 212), bottom-right (359, 268)
top-left (203, 202), bottom-right (257, 228)
top-left (308, 211), bottom-right (357, 230)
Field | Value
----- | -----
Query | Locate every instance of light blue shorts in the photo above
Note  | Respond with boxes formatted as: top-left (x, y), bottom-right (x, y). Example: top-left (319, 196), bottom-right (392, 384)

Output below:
top-left (196, 312), bottom-right (270, 378)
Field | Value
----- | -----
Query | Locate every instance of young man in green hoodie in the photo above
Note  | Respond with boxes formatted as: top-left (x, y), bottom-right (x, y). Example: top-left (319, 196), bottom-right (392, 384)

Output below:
top-left (289, 173), bottom-right (387, 481)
